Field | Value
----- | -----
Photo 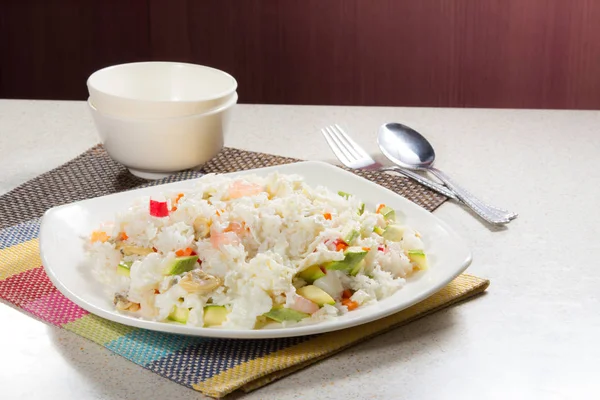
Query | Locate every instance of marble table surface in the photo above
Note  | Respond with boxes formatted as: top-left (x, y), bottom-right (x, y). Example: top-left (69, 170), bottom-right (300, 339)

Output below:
top-left (1, 100), bottom-right (599, 399)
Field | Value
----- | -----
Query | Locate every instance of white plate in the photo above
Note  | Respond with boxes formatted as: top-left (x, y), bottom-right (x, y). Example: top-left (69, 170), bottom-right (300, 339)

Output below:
top-left (40, 161), bottom-right (472, 339)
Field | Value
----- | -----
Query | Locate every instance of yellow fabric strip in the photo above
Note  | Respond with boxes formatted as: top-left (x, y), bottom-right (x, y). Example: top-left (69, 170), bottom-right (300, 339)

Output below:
top-left (62, 314), bottom-right (137, 345)
top-left (242, 274), bottom-right (488, 393)
top-left (62, 313), bottom-right (137, 345)
top-left (194, 274), bottom-right (489, 398)
top-left (0, 239), bottom-right (41, 280)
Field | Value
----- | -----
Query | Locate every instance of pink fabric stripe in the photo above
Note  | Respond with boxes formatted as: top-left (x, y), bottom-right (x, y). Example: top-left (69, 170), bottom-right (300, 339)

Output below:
top-left (22, 290), bottom-right (88, 326)
top-left (0, 266), bottom-right (57, 307)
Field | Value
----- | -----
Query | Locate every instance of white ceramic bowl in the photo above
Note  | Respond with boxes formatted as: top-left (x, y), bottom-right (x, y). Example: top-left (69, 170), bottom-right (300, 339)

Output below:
top-left (87, 62), bottom-right (237, 119)
top-left (88, 92), bottom-right (237, 179)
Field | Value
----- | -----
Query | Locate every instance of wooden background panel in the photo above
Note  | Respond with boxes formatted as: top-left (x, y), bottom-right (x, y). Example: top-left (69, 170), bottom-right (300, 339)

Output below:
top-left (0, 0), bottom-right (150, 100)
top-left (149, 0), bottom-right (600, 109)
top-left (1, 0), bottom-right (600, 109)
top-left (186, 0), bottom-right (363, 105)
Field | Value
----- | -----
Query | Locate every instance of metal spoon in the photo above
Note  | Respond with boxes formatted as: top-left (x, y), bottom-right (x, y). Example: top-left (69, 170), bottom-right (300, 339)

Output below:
top-left (377, 122), bottom-right (517, 225)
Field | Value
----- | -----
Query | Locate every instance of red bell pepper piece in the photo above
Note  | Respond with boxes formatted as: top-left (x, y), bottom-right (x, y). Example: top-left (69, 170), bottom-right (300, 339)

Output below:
top-left (150, 200), bottom-right (169, 217)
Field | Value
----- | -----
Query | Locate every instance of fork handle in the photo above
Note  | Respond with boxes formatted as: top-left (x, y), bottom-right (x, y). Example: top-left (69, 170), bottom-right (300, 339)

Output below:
top-left (428, 167), bottom-right (515, 224)
top-left (382, 167), bottom-right (457, 199)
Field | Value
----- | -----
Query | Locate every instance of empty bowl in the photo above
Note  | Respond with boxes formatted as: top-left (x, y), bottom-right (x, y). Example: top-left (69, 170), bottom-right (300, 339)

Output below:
top-left (87, 62), bottom-right (237, 119)
top-left (88, 92), bottom-right (237, 180)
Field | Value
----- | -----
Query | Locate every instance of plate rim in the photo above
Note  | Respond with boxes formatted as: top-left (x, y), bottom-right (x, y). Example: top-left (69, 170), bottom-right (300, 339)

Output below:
top-left (40, 160), bottom-right (472, 339)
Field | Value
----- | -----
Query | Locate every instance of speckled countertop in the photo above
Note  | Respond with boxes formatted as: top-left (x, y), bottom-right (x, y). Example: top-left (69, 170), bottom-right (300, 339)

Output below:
top-left (1, 100), bottom-right (599, 399)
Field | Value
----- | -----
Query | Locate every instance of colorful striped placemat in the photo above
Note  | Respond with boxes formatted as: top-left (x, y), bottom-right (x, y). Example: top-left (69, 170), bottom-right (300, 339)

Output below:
top-left (0, 145), bottom-right (489, 398)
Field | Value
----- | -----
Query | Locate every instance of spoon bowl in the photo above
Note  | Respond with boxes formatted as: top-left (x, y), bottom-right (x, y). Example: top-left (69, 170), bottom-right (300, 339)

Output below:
top-left (377, 122), bottom-right (436, 169)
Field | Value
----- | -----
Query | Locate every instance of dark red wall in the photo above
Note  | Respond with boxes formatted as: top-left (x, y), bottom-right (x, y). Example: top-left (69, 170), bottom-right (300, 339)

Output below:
top-left (2, 0), bottom-right (600, 109)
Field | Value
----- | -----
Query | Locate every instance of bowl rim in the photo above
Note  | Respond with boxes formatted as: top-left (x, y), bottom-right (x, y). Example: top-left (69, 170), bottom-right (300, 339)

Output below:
top-left (87, 61), bottom-right (238, 104)
top-left (88, 91), bottom-right (238, 122)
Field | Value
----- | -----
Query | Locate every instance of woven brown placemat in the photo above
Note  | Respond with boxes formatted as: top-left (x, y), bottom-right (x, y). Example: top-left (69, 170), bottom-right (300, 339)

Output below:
top-left (0, 145), bottom-right (446, 230)
top-left (0, 144), bottom-right (468, 398)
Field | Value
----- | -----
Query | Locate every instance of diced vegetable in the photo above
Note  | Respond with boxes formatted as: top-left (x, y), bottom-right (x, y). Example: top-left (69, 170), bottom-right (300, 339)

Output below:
top-left (175, 247), bottom-right (194, 257)
top-left (350, 259), bottom-right (367, 276)
top-left (323, 212), bottom-right (332, 220)
top-left (313, 272), bottom-right (344, 299)
top-left (297, 285), bottom-right (335, 306)
top-left (120, 232), bottom-right (128, 241)
top-left (204, 305), bottom-right (229, 326)
top-left (90, 231), bottom-right (109, 243)
top-left (334, 239), bottom-right (349, 252)
top-left (344, 229), bottom-right (360, 244)
top-left (324, 247), bottom-right (368, 271)
top-left (171, 193), bottom-right (184, 211)
top-left (358, 203), bottom-right (365, 215)
top-left (408, 249), bottom-right (428, 270)
top-left (378, 206), bottom-right (396, 222)
top-left (264, 307), bottom-right (309, 322)
top-left (298, 265), bottom-right (326, 283)
top-left (341, 298), bottom-right (359, 311)
top-left (382, 224), bottom-right (405, 241)
top-left (163, 256), bottom-right (199, 275)
top-left (116, 261), bottom-right (133, 277)
top-left (338, 191), bottom-right (351, 199)
top-left (168, 306), bottom-right (190, 323)
top-left (150, 200), bottom-right (169, 217)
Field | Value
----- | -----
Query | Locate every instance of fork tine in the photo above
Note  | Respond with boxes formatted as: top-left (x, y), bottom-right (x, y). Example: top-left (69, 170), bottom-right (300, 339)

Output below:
top-left (324, 126), bottom-right (358, 163)
top-left (329, 125), bottom-right (362, 160)
top-left (321, 127), bottom-right (353, 167)
top-left (333, 124), bottom-right (372, 160)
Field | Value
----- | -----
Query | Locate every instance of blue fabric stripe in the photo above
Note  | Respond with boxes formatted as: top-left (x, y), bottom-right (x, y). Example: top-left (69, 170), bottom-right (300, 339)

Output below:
top-left (146, 335), bottom-right (313, 386)
top-left (0, 219), bottom-right (40, 249)
top-left (105, 328), bottom-right (204, 366)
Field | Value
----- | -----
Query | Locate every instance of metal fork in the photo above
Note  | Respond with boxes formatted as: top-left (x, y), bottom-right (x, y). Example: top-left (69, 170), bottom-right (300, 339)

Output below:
top-left (321, 124), bottom-right (515, 225)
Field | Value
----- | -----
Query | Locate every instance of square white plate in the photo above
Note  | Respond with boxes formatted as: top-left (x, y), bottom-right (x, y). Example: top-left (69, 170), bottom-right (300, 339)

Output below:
top-left (40, 161), bottom-right (472, 339)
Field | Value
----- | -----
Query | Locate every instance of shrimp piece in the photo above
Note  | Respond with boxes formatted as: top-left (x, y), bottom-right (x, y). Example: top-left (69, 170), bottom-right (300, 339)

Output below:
top-left (289, 295), bottom-right (319, 314)
top-left (228, 180), bottom-right (264, 199)
top-left (210, 225), bottom-right (240, 249)
top-left (224, 221), bottom-right (244, 234)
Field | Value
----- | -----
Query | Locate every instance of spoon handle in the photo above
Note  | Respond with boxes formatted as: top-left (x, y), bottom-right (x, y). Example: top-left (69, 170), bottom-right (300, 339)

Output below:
top-left (428, 167), bottom-right (517, 225)
top-left (382, 167), bottom-right (519, 220)
top-left (427, 169), bottom-right (517, 220)
top-left (433, 169), bottom-right (517, 220)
